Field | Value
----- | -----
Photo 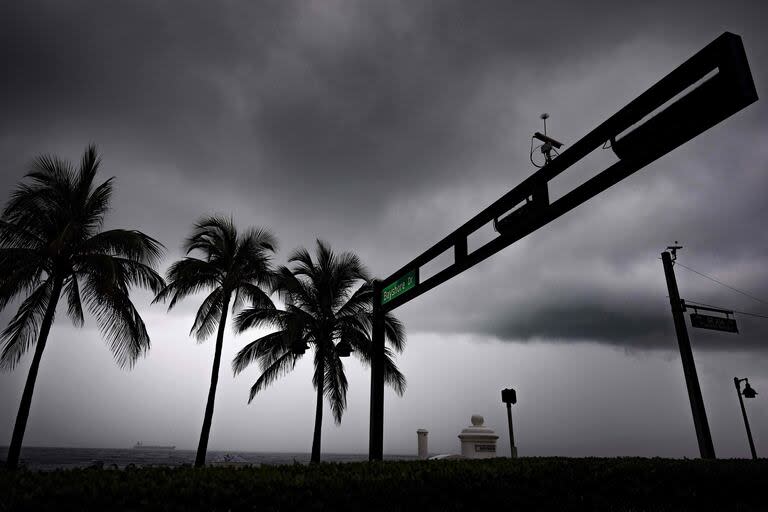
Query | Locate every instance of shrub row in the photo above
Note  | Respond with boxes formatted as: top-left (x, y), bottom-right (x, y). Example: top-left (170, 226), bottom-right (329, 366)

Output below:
top-left (1, 457), bottom-right (766, 511)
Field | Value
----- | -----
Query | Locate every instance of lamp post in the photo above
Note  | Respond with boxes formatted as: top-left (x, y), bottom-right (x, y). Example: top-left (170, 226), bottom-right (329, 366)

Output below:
top-left (734, 377), bottom-right (758, 460)
top-left (501, 388), bottom-right (517, 458)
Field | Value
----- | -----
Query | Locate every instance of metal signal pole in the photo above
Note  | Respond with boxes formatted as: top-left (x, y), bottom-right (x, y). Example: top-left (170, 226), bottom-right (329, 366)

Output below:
top-left (661, 250), bottom-right (716, 459)
top-left (366, 33), bottom-right (757, 461)
top-left (369, 280), bottom-right (385, 461)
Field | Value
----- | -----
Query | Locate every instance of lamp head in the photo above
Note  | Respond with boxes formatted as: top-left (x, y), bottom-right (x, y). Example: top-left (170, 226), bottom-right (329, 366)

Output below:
top-left (501, 388), bottom-right (517, 404)
top-left (742, 381), bottom-right (758, 399)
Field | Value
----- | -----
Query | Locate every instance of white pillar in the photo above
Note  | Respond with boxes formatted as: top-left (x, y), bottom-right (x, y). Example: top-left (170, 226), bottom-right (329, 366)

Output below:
top-left (458, 415), bottom-right (499, 459)
top-left (417, 429), bottom-right (429, 459)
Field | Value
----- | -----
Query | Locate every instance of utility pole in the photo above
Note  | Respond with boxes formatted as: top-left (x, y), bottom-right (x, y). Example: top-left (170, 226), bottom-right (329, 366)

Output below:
top-left (661, 248), bottom-right (716, 459)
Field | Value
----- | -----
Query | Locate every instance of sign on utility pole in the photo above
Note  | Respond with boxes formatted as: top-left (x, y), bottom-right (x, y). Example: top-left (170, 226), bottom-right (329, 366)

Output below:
top-left (690, 313), bottom-right (739, 333)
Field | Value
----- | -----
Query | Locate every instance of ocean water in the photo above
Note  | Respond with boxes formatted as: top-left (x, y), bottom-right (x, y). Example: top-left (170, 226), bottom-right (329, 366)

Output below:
top-left (0, 446), bottom-right (415, 471)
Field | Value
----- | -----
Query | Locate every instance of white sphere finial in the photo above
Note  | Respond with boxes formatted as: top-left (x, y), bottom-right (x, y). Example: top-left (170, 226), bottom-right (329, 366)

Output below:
top-left (471, 415), bottom-right (484, 426)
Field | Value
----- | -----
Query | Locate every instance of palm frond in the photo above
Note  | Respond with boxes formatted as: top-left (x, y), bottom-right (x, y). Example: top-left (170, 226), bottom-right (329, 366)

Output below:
top-left (76, 254), bottom-right (165, 295)
top-left (0, 248), bottom-right (46, 310)
top-left (0, 220), bottom-right (44, 249)
top-left (83, 276), bottom-right (151, 369)
top-left (340, 327), bottom-right (406, 395)
top-left (383, 312), bottom-right (406, 353)
top-left (233, 305), bottom-right (282, 333)
top-left (247, 350), bottom-right (295, 402)
top-left (2, 182), bottom-right (58, 239)
top-left (0, 280), bottom-right (53, 371)
top-left (329, 251), bottom-right (369, 310)
top-left (64, 275), bottom-right (84, 327)
top-left (315, 239), bottom-right (334, 274)
top-left (335, 281), bottom-right (372, 319)
top-left (28, 154), bottom-right (75, 192)
top-left (232, 282), bottom-right (274, 313)
top-left (190, 288), bottom-right (224, 342)
top-left (184, 215), bottom-right (237, 263)
top-left (382, 349), bottom-right (406, 396)
top-left (324, 352), bottom-right (348, 424)
top-left (338, 323), bottom-right (371, 358)
top-left (239, 226), bottom-right (278, 255)
top-left (81, 258), bottom-right (153, 368)
top-left (287, 246), bottom-right (316, 280)
top-left (80, 179), bottom-right (113, 233)
top-left (80, 229), bottom-right (163, 266)
top-left (232, 330), bottom-right (289, 375)
top-left (273, 266), bottom-right (318, 315)
top-left (153, 257), bottom-right (221, 309)
top-left (76, 144), bottom-right (101, 195)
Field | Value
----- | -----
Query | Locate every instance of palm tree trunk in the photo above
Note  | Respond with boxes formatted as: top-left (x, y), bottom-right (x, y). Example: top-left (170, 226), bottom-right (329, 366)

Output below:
top-left (194, 292), bottom-right (231, 468)
top-left (310, 353), bottom-right (325, 464)
top-left (6, 275), bottom-right (64, 470)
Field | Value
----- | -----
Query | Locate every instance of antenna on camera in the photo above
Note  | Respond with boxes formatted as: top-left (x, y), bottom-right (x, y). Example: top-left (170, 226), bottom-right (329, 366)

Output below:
top-left (530, 113), bottom-right (564, 168)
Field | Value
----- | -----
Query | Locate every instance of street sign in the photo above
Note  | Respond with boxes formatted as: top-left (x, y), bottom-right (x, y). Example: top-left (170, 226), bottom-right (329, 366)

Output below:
top-left (382, 269), bottom-right (417, 305)
top-left (501, 388), bottom-right (517, 404)
top-left (690, 313), bottom-right (739, 333)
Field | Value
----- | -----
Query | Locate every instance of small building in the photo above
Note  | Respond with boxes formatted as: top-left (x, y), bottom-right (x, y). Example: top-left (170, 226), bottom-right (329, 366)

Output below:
top-left (458, 415), bottom-right (498, 459)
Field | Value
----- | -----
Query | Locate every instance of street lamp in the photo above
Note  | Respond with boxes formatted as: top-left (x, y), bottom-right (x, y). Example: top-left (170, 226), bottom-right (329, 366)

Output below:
top-left (501, 388), bottom-right (518, 458)
top-left (734, 377), bottom-right (758, 460)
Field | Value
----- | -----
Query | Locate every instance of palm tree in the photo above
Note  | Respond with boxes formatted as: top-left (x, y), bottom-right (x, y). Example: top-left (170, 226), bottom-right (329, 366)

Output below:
top-left (232, 240), bottom-right (406, 463)
top-left (153, 216), bottom-right (276, 467)
top-left (0, 145), bottom-right (165, 470)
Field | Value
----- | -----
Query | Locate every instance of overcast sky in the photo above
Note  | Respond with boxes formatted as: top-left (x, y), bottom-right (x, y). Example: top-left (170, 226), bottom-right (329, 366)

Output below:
top-left (1, 0), bottom-right (767, 459)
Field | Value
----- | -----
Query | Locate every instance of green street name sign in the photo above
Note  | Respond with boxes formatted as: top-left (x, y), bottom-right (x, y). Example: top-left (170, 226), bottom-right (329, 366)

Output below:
top-left (382, 270), bottom-right (417, 305)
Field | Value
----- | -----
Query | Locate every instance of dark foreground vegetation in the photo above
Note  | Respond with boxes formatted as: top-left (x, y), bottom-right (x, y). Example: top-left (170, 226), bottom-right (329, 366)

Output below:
top-left (1, 457), bottom-right (767, 511)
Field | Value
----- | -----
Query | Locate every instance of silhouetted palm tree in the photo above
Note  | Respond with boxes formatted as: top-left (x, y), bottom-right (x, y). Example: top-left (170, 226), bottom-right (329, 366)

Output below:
top-left (232, 240), bottom-right (406, 463)
top-left (0, 145), bottom-right (165, 470)
top-left (154, 216), bottom-right (276, 467)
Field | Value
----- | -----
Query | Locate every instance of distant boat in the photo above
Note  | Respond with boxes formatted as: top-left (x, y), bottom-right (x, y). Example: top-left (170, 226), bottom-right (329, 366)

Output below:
top-left (132, 442), bottom-right (175, 451)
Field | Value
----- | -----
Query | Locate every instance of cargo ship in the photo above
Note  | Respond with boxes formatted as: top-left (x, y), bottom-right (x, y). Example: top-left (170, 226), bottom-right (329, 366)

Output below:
top-left (132, 442), bottom-right (175, 451)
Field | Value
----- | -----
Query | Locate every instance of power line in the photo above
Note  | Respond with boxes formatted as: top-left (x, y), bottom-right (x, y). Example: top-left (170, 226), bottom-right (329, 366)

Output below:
top-left (674, 261), bottom-right (768, 307)
top-left (684, 299), bottom-right (768, 320)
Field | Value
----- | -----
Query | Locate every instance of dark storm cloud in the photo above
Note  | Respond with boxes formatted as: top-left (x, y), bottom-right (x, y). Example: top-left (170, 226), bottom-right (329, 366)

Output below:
top-left (0, 1), bottom-right (288, 176)
top-left (1, 0), bottom-right (767, 351)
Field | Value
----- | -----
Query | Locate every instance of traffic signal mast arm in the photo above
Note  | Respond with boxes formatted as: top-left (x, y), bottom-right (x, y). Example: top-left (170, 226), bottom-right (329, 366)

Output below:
top-left (379, 32), bottom-right (757, 313)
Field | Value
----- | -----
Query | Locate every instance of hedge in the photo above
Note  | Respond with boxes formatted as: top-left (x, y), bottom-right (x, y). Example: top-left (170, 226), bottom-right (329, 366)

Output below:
top-left (1, 457), bottom-right (766, 511)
